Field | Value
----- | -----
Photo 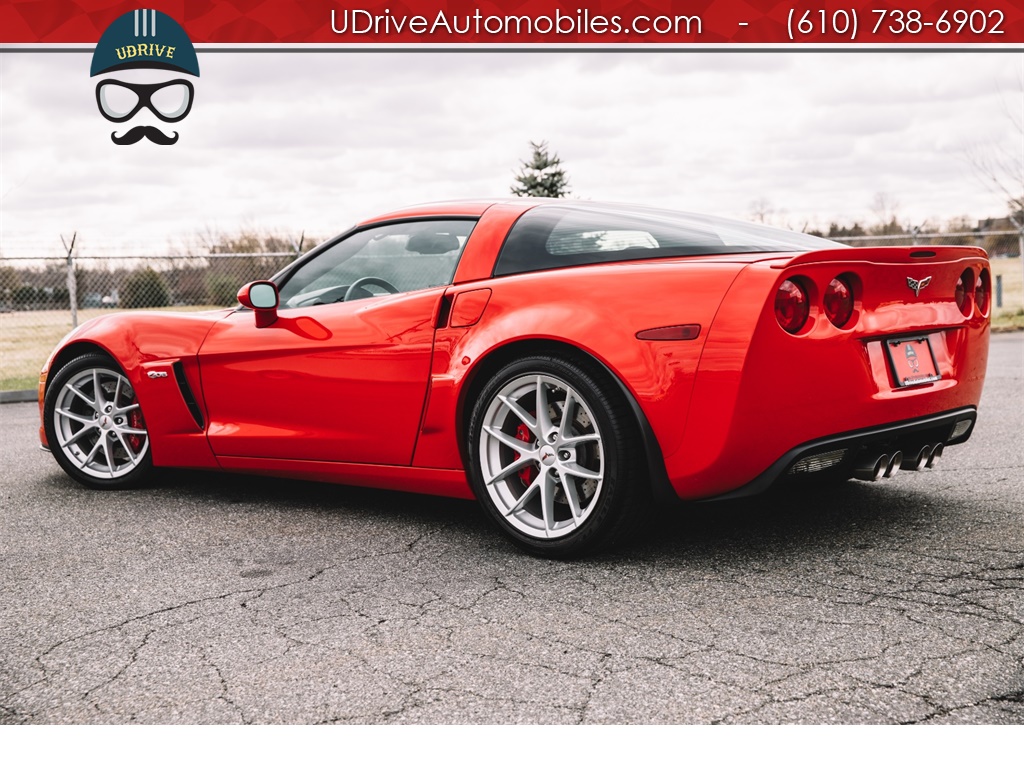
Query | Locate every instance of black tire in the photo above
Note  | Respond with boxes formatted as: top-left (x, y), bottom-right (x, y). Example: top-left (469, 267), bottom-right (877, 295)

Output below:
top-left (43, 353), bottom-right (153, 489)
top-left (467, 354), bottom-right (648, 558)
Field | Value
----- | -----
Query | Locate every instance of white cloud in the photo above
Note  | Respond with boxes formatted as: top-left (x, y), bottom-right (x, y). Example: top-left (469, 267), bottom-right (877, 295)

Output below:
top-left (0, 50), bottom-right (1020, 256)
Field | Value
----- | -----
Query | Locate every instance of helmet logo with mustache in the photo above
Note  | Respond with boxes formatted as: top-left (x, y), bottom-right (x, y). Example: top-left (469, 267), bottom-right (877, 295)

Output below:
top-left (90, 9), bottom-right (200, 146)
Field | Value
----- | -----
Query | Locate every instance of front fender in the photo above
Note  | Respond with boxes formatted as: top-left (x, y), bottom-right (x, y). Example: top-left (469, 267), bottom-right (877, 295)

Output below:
top-left (41, 309), bottom-right (232, 467)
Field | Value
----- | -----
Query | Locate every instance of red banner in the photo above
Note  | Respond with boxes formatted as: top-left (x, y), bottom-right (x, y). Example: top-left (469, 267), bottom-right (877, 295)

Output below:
top-left (1, 0), bottom-right (1022, 44)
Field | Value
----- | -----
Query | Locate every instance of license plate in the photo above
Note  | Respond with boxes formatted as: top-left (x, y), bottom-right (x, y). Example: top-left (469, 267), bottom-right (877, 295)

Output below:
top-left (886, 336), bottom-right (941, 387)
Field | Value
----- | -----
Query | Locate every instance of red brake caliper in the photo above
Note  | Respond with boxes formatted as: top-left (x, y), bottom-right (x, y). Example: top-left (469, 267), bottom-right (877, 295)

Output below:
top-left (514, 423), bottom-right (536, 485)
top-left (128, 407), bottom-right (146, 452)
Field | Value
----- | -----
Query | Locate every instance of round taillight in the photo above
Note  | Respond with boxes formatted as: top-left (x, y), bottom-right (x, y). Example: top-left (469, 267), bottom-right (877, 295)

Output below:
top-left (955, 269), bottom-right (973, 316)
top-left (823, 276), bottom-right (854, 328)
top-left (775, 278), bottom-right (809, 334)
top-left (975, 269), bottom-right (991, 316)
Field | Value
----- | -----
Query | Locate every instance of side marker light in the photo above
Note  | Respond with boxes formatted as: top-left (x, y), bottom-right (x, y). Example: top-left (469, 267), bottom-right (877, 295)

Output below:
top-left (636, 324), bottom-right (701, 341)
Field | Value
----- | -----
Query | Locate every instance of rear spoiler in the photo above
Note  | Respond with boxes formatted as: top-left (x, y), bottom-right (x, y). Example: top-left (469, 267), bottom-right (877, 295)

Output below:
top-left (770, 246), bottom-right (988, 270)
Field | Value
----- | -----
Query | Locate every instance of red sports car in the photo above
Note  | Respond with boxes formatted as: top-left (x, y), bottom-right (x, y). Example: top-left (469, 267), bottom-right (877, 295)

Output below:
top-left (39, 200), bottom-right (991, 556)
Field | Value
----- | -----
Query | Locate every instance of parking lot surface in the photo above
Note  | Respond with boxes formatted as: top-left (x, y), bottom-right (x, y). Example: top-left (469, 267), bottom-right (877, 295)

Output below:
top-left (1, 334), bottom-right (1021, 724)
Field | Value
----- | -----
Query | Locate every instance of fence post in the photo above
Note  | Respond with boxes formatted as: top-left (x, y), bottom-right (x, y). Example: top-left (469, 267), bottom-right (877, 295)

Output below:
top-left (1018, 225), bottom-right (1023, 306)
top-left (61, 232), bottom-right (78, 328)
top-left (995, 274), bottom-right (1003, 309)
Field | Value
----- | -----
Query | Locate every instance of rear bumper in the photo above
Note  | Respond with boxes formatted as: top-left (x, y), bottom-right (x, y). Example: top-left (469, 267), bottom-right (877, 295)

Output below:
top-left (663, 250), bottom-right (990, 499)
top-left (703, 406), bottom-right (976, 501)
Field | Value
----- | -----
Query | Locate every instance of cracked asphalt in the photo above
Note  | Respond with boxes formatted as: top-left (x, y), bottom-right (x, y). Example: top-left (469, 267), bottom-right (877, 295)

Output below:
top-left (1, 333), bottom-right (1021, 724)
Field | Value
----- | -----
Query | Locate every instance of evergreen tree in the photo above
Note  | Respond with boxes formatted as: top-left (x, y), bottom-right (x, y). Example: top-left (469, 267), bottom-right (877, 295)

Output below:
top-left (511, 141), bottom-right (571, 198)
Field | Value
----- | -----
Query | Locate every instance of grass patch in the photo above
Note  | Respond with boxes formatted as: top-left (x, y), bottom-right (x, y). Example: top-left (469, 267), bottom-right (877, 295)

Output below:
top-left (987, 258), bottom-right (1023, 331)
top-left (0, 306), bottom-right (221, 392)
top-left (991, 257), bottom-right (1023, 306)
top-left (992, 307), bottom-right (1024, 332)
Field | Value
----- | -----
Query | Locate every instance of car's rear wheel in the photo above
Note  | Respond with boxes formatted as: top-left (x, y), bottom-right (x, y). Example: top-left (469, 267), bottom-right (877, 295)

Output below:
top-left (44, 353), bottom-right (153, 489)
top-left (467, 355), bottom-right (646, 557)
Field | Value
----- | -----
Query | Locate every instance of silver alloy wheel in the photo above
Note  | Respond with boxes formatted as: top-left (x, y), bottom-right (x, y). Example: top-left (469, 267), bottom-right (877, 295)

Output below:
top-left (52, 367), bottom-right (149, 480)
top-left (478, 373), bottom-right (604, 539)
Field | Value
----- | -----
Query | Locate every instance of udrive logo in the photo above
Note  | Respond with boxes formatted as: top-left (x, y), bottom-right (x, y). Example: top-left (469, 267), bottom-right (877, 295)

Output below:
top-left (90, 9), bottom-right (200, 145)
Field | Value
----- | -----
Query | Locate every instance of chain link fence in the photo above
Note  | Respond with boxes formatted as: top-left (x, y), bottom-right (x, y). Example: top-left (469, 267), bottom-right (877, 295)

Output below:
top-left (830, 229), bottom-right (1021, 253)
top-left (1, 230), bottom-right (1021, 394)
top-left (0, 249), bottom-right (298, 393)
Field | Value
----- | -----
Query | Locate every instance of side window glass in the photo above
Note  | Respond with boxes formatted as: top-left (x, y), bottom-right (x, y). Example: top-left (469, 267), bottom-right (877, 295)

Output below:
top-left (278, 219), bottom-right (476, 308)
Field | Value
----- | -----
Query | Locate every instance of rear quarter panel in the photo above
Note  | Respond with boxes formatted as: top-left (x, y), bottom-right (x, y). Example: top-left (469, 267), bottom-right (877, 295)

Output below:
top-left (674, 248), bottom-right (990, 498)
top-left (412, 259), bottom-right (746, 469)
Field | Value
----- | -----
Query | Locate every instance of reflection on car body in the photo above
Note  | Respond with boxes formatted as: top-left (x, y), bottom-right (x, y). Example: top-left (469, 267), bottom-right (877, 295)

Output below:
top-left (39, 199), bottom-right (990, 556)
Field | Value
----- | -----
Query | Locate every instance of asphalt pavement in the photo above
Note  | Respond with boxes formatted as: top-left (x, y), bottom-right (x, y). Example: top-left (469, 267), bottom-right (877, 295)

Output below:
top-left (1, 334), bottom-right (1021, 724)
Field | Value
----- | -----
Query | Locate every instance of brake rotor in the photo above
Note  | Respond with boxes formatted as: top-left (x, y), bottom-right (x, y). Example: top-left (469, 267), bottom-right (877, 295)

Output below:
top-left (508, 396), bottom-right (597, 506)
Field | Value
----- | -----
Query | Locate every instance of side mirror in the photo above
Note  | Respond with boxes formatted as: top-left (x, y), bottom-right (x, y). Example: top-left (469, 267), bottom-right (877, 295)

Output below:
top-left (237, 281), bottom-right (279, 328)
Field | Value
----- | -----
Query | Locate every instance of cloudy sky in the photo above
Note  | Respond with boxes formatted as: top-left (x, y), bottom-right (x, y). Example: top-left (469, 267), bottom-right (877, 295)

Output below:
top-left (1, 49), bottom-right (1021, 257)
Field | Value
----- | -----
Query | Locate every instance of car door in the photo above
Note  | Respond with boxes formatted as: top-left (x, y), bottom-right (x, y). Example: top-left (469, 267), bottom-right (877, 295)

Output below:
top-left (197, 218), bottom-right (476, 466)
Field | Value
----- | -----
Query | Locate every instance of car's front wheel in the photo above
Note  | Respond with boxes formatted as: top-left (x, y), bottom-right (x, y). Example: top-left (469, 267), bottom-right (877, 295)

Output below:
top-left (467, 355), bottom-right (646, 557)
top-left (43, 353), bottom-right (153, 489)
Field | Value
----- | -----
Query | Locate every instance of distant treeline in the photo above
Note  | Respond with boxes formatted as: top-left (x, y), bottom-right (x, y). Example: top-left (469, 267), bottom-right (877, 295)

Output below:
top-left (0, 231), bottom-right (315, 311)
top-left (1, 220), bottom-right (1018, 312)
top-left (808, 217), bottom-right (1018, 254)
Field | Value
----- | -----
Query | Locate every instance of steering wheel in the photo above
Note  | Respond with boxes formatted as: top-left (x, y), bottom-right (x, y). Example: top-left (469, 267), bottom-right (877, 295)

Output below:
top-left (343, 276), bottom-right (400, 302)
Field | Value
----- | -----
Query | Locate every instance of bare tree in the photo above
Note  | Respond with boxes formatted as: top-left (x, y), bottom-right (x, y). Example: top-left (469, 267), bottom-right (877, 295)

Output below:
top-left (749, 197), bottom-right (774, 224)
top-left (748, 198), bottom-right (792, 228)
top-left (869, 192), bottom-right (902, 229)
top-left (966, 74), bottom-right (1024, 258)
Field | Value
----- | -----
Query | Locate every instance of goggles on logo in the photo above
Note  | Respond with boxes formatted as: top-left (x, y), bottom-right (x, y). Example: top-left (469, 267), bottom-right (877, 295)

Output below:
top-left (95, 79), bottom-right (195, 123)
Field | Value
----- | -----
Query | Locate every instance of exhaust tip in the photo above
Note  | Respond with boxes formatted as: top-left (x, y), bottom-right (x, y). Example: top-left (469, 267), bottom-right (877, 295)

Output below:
top-left (916, 445), bottom-right (931, 471)
top-left (885, 451), bottom-right (902, 478)
top-left (854, 454), bottom-right (888, 482)
top-left (901, 445), bottom-right (931, 471)
top-left (927, 443), bottom-right (943, 468)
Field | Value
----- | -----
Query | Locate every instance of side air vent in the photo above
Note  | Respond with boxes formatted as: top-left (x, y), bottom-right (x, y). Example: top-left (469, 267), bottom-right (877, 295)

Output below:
top-left (435, 293), bottom-right (454, 328)
top-left (172, 361), bottom-right (205, 429)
